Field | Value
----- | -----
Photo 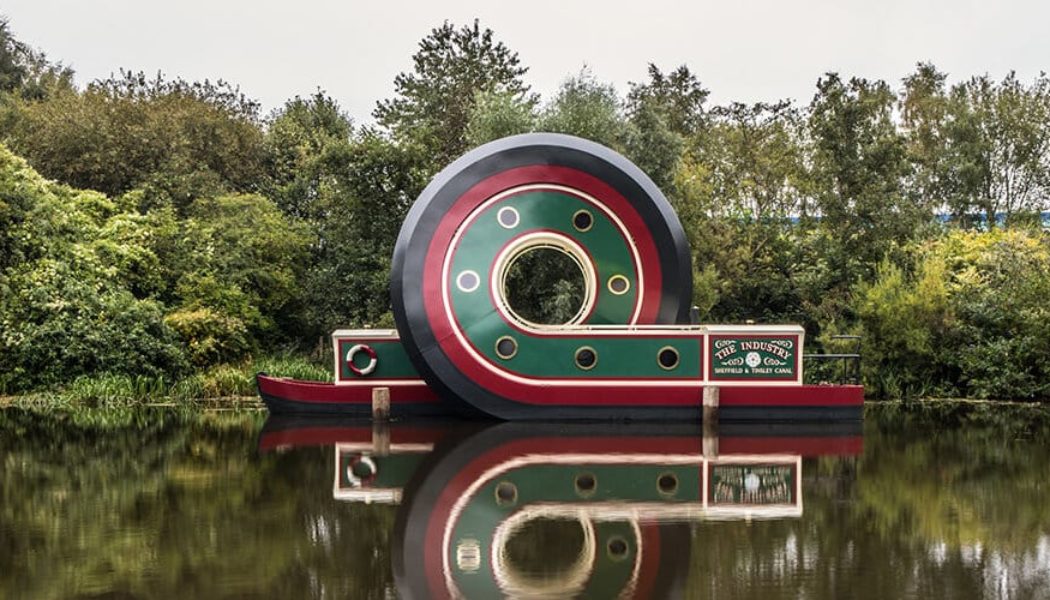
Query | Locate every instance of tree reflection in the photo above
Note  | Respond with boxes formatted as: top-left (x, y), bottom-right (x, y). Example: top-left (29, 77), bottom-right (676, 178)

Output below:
top-left (1, 410), bottom-right (1049, 599)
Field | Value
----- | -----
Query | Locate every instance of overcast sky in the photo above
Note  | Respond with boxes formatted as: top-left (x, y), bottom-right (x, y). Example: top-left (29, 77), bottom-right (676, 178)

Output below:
top-left (4, 0), bottom-right (1049, 123)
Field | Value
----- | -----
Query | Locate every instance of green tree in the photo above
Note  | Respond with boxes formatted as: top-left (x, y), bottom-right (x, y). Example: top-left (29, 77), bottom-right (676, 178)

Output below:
top-left (807, 74), bottom-right (920, 285)
top-left (539, 69), bottom-right (627, 149)
top-left (9, 70), bottom-right (265, 207)
top-left (626, 64), bottom-right (709, 138)
top-left (943, 72), bottom-right (1050, 226)
top-left (464, 89), bottom-right (537, 147)
top-left (0, 17), bottom-right (73, 101)
top-left (301, 132), bottom-right (429, 336)
top-left (0, 145), bottom-right (187, 390)
top-left (374, 20), bottom-right (531, 168)
top-left (264, 90), bottom-right (354, 221)
top-left (671, 100), bottom-right (809, 322)
top-left (162, 194), bottom-right (311, 366)
top-left (900, 62), bottom-right (952, 216)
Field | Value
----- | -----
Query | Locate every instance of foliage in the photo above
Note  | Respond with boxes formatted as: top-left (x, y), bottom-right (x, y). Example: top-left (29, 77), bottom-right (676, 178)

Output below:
top-left (626, 64), bottom-right (709, 138)
top-left (538, 69), bottom-right (627, 150)
top-left (850, 229), bottom-right (1050, 399)
top-left (0, 145), bottom-right (187, 391)
top-left (374, 19), bottom-right (532, 169)
top-left (7, 70), bottom-right (266, 206)
top-left (263, 90), bottom-right (354, 221)
top-left (464, 89), bottom-right (537, 147)
top-left (852, 256), bottom-right (951, 398)
top-left (298, 131), bottom-right (429, 336)
top-left (0, 17), bottom-right (73, 101)
top-left (807, 74), bottom-right (924, 287)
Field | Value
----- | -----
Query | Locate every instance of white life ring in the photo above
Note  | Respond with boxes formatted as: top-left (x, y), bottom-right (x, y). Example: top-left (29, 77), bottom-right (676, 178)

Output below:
top-left (346, 343), bottom-right (378, 376)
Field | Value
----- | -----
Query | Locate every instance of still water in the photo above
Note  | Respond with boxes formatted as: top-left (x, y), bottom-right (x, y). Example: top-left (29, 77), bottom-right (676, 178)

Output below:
top-left (1, 408), bottom-right (1049, 599)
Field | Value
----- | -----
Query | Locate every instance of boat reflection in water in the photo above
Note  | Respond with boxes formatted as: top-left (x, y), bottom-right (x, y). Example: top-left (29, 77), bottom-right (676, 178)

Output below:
top-left (258, 418), bottom-right (862, 599)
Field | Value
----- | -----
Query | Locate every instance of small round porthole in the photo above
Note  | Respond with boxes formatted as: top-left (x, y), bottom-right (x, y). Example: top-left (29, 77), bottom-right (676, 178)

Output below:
top-left (456, 270), bottom-right (480, 293)
top-left (572, 209), bottom-right (594, 232)
top-left (495, 481), bottom-right (518, 506)
top-left (574, 346), bottom-right (597, 370)
top-left (575, 473), bottom-right (597, 497)
top-left (497, 206), bottom-right (520, 229)
top-left (495, 336), bottom-right (518, 360)
top-left (657, 472), bottom-right (679, 496)
top-left (607, 275), bottom-right (630, 295)
top-left (606, 536), bottom-right (629, 561)
top-left (657, 346), bottom-right (680, 371)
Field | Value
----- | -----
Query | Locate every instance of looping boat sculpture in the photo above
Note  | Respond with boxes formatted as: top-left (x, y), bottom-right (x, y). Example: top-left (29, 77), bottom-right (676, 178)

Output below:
top-left (257, 133), bottom-right (863, 420)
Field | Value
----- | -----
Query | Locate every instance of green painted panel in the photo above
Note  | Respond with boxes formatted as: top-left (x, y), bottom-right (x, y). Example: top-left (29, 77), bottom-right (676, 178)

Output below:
top-left (471, 317), bottom-right (702, 379)
top-left (450, 190), bottom-right (639, 327)
top-left (708, 335), bottom-right (800, 381)
top-left (443, 190), bottom-right (709, 380)
top-left (337, 339), bottom-right (420, 380)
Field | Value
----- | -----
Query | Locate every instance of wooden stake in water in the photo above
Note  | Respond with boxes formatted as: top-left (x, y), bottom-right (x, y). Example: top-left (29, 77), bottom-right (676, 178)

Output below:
top-left (372, 386), bottom-right (390, 421)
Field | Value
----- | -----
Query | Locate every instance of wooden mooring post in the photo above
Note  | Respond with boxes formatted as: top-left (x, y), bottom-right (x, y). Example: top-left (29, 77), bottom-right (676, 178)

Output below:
top-left (702, 386), bottom-right (719, 457)
top-left (372, 387), bottom-right (390, 421)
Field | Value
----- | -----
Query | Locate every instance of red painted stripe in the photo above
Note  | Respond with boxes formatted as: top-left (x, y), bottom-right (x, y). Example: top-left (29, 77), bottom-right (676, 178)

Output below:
top-left (719, 385), bottom-right (863, 406)
top-left (633, 524), bottom-right (662, 596)
top-left (257, 375), bottom-right (441, 404)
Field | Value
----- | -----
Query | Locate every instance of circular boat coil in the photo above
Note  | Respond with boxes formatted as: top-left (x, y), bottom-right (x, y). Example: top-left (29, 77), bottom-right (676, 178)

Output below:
top-left (495, 481), bottom-right (519, 506)
top-left (606, 536), bottom-right (630, 561)
top-left (497, 206), bottom-right (521, 229)
top-left (390, 133), bottom-right (693, 419)
top-left (574, 472), bottom-right (598, 497)
top-left (346, 344), bottom-right (378, 377)
top-left (345, 455), bottom-right (377, 487)
top-left (656, 471), bottom-right (679, 496)
top-left (457, 270), bottom-right (481, 293)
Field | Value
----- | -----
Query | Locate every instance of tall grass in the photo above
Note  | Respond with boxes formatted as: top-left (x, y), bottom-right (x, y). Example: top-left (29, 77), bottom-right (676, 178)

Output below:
top-left (13, 354), bottom-right (331, 411)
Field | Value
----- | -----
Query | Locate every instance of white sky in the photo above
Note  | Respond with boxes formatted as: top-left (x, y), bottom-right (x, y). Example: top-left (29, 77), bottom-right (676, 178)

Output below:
top-left (4, 0), bottom-right (1048, 123)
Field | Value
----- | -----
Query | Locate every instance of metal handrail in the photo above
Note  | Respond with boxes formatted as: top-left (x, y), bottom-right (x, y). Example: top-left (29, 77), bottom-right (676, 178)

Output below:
top-left (803, 335), bottom-right (862, 384)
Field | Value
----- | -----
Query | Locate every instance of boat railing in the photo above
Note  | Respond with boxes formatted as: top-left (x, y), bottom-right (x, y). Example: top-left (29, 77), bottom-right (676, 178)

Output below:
top-left (803, 335), bottom-right (861, 385)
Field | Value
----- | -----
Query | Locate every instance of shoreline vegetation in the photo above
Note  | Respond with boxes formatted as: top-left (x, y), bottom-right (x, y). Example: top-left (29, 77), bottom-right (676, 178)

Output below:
top-left (2, 18), bottom-right (1049, 410)
top-left (5, 354), bottom-right (327, 413)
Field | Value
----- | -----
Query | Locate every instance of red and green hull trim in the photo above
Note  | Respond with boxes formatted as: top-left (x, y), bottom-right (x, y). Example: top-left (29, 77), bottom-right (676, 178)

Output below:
top-left (257, 329), bottom-right (862, 420)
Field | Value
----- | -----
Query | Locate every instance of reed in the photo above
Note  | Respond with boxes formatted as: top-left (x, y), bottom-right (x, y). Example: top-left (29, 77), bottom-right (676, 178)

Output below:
top-left (11, 354), bottom-right (331, 411)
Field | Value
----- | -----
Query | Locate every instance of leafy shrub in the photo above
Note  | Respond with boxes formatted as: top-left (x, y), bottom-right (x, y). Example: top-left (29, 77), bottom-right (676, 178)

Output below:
top-left (163, 307), bottom-right (253, 368)
top-left (0, 146), bottom-right (188, 391)
top-left (849, 229), bottom-right (1050, 400)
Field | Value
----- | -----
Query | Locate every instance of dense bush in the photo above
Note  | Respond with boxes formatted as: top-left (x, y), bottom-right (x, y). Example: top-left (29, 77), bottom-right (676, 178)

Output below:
top-left (851, 229), bottom-right (1050, 399)
top-left (0, 146), bottom-right (187, 391)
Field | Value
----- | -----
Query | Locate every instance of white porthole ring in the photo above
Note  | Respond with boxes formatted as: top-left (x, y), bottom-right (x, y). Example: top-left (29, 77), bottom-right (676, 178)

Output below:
top-left (346, 344), bottom-right (378, 377)
top-left (492, 232), bottom-right (599, 330)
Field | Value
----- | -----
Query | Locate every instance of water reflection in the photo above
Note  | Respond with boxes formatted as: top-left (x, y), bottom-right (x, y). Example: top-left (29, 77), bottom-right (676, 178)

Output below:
top-left (261, 418), bottom-right (863, 598)
top-left (3, 411), bottom-right (1049, 598)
